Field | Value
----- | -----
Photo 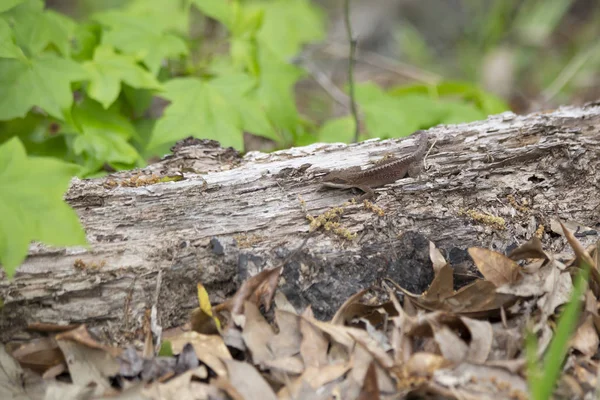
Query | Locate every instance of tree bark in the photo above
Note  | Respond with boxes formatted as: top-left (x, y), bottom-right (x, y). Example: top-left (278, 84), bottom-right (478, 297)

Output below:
top-left (2, 103), bottom-right (599, 343)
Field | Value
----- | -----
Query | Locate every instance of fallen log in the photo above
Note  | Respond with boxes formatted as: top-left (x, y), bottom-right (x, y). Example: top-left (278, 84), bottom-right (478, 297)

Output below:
top-left (2, 102), bottom-right (599, 343)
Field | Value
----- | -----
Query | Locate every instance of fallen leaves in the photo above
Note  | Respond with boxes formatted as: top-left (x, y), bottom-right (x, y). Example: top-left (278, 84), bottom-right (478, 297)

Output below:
top-left (3, 223), bottom-right (600, 399)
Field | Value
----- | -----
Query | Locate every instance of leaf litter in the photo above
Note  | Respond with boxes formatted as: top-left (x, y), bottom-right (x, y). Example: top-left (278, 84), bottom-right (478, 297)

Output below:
top-left (3, 222), bottom-right (600, 399)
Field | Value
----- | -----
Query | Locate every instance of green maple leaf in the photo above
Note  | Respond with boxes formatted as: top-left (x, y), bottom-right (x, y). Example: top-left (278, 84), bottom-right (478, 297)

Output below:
top-left (83, 45), bottom-right (162, 109)
top-left (251, 46), bottom-right (304, 137)
top-left (2, 0), bottom-right (75, 57)
top-left (0, 54), bottom-right (87, 121)
top-left (0, 18), bottom-right (25, 60)
top-left (356, 83), bottom-right (444, 139)
top-left (190, 0), bottom-right (234, 29)
top-left (69, 97), bottom-right (142, 174)
top-left (149, 74), bottom-right (277, 151)
top-left (0, 0), bottom-right (26, 13)
top-left (253, 0), bottom-right (325, 58)
top-left (94, 9), bottom-right (188, 75)
top-left (0, 137), bottom-right (87, 277)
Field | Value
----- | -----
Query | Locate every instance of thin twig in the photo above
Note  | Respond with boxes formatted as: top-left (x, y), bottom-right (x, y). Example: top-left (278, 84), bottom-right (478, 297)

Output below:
top-left (302, 59), bottom-right (351, 109)
top-left (323, 41), bottom-right (441, 85)
top-left (343, 0), bottom-right (360, 143)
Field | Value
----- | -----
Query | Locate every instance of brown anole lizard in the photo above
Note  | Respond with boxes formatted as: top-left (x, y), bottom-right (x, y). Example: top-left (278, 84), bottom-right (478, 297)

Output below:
top-left (321, 130), bottom-right (429, 200)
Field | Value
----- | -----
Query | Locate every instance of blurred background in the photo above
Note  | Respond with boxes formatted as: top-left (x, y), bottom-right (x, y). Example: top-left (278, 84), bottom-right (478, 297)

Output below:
top-left (46, 0), bottom-right (600, 114)
top-left (2, 0), bottom-right (600, 176)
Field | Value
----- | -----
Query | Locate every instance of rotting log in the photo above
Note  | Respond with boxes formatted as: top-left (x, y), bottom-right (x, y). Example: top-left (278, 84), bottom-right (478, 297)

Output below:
top-left (2, 102), bottom-right (600, 343)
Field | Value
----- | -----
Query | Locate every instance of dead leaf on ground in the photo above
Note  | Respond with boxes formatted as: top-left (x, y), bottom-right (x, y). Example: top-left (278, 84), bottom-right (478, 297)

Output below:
top-left (0, 345), bottom-right (46, 400)
top-left (430, 363), bottom-right (528, 400)
top-left (570, 314), bottom-right (599, 357)
top-left (167, 331), bottom-right (230, 377)
top-left (269, 309), bottom-right (302, 359)
top-left (300, 308), bottom-right (329, 368)
top-left (215, 266), bottom-right (283, 320)
top-left (429, 241), bottom-right (448, 274)
top-left (508, 236), bottom-right (549, 261)
top-left (331, 287), bottom-right (370, 325)
top-left (241, 301), bottom-right (275, 364)
top-left (9, 337), bottom-right (64, 376)
top-left (357, 361), bottom-right (380, 400)
top-left (222, 359), bottom-right (278, 400)
top-left (55, 326), bottom-right (121, 396)
top-left (469, 247), bottom-right (521, 286)
top-left (142, 367), bottom-right (215, 400)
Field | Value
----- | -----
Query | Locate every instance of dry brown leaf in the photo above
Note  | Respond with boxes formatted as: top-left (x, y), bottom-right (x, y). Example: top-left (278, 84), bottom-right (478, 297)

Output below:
top-left (460, 317), bottom-right (493, 363)
top-left (423, 263), bottom-right (454, 302)
top-left (351, 342), bottom-right (395, 394)
top-left (222, 359), bottom-right (278, 400)
top-left (468, 247), bottom-right (521, 286)
top-left (441, 280), bottom-right (517, 317)
top-left (404, 352), bottom-right (450, 377)
top-left (263, 355), bottom-right (304, 375)
top-left (55, 325), bottom-right (121, 357)
top-left (429, 321), bottom-right (468, 363)
top-left (395, 277), bottom-right (517, 318)
top-left (190, 308), bottom-right (220, 335)
top-left (300, 310), bottom-right (329, 368)
top-left (10, 337), bottom-right (64, 376)
top-left (429, 241), bottom-right (448, 275)
top-left (269, 310), bottom-right (302, 359)
top-left (274, 290), bottom-right (298, 314)
top-left (559, 220), bottom-right (595, 268)
top-left (508, 236), bottom-right (548, 261)
top-left (55, 335), bottom-right (120, 396)
top-left (0, 345), bottom-right (46, 400)
top-left (431, 363), bottom-right (528, 400)
top-left (142, 366), bottom-right (212, 400)
top-left (278, 363), bottom-right (351, 399)
top-left (167, 331), bottom-right (230, 377)
top-left (331, 288), bottom-right (370, 325)
top-left (241, 301), bottom-right (275, 364)
top-left (215, 266), bottom-right (283, 318)
top-left (357, 361), bottom-right (380, 400)
top-left (570, 314), bottom-right (599, 357)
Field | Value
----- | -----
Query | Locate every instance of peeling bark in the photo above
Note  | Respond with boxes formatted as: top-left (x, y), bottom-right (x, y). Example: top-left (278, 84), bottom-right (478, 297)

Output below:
top-left (2, 103), bottom-right (600, 343)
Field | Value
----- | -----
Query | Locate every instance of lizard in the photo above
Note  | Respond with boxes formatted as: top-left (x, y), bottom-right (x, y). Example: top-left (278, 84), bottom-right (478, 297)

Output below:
top-left (320, 130), bottom-right (429, 201)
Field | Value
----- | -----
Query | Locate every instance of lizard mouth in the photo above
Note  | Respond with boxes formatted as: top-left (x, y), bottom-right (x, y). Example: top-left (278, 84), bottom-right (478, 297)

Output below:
top-left (321, 180), bottom-right (355, 189)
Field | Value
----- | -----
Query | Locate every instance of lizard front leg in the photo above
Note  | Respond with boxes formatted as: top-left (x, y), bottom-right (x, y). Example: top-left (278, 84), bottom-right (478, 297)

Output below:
top-left (355, 185), bottom-right (375, 201)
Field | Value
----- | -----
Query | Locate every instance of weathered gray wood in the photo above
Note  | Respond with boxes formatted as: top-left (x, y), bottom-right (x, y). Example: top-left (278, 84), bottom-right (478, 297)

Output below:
top-left (2, 103), bottom-right (599, 343)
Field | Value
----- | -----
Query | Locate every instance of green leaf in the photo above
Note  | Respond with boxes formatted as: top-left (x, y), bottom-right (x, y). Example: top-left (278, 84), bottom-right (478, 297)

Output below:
top-left (94, 9), bottom-right (188, 75)
top-left (436, 101), bottom-right (486, 124)
top-left (0, 0), bottom-right (26, 13)
top-left (0, 114), bottom-right (70, 160)
top-left (71, 22), bottom-right (100, 62)
top-left (253, 0), bottom-right (325, 58)
top-left (0, 54), bottom-right (87, 121)
top-left (2, 0), bottom-right (75, 57)
top-left (0, 18), bottom-right (25, 60)
top-left (126, 0), bottom-right (190, 34)
top-left (434, 81), bottom-right (509, 114)
top-left (0, 137), bottom-right (86, 276)
top-left (69, 97), bottom-right (142, 169)
top-left (83, 45), bottom-right (162, 109)
top-left (190, 0), bottom-right (234, 29)
top-left (356, 83), bottom-right (442, 139)
top-left (317, 116), bottom-right (356, 143)
top-left (251, 46), bottom-right (304, 138)
top-left (149, 74), bottom-right (277, 151)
